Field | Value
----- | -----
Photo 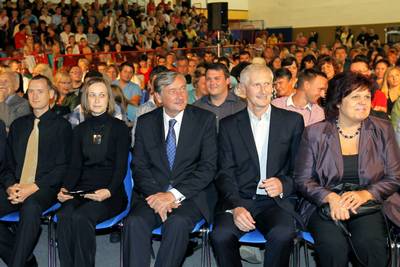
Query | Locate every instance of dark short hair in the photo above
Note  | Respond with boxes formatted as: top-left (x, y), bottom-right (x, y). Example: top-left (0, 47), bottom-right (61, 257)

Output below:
top-left (373, 59), bottom-right (390, 70)
top-left (150, 65), bottom-right (168, 81)
top-left (274, 68), bottom-right (292, 81)
top-left (139, 54), bottom-right (148, 62)
top-left (29, 74), bottom-right (54, 91)
top-left (325, 72), bottom-right (374, 119)
top-left (316, 55), bottom-right (339, 74)
top-left (281, 56), bottom-right (297, 68)
top-left (119, 62), bottom-right (134, 72)
top-left (206, 63), bottom-right (230, 79)
top-left (300, 54), bottom-right (317, 71)
top-left (351, 55), bottom-right (370, 68)
top-left (297, 69), bottom-right (327, 89)
top-left (217, 57), bottom-right (230, 67)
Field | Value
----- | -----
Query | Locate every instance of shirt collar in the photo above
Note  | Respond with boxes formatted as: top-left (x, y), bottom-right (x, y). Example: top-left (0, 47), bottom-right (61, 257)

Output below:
top-left (5, 94), bottom-right (16, 104)
top-left (247, 106), bottom-right (271, 122)
top-left (163, 108), bottom-right (184, 125)
top-left (286, 93), bottom-right (312, 110)
top-left (204, 91), bottom-right (237, 106)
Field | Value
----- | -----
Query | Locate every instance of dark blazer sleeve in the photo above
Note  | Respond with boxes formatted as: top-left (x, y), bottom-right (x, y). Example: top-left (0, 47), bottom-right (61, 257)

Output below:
top-left (2, 121), bottom-right (19, 189)
top-left (276, 112), bottom-right (304, 197)
top-left (173, 114), bottom-right (218, 200)
top-left (0, 120), bottom-right (6, 178)
top-left (36, 120), bottom-right (72, 189)
top-left (367, 123), bottom-right (400, 202)
top-left (215, 118), bottom-right (246, 209)
top-left (132, 115), bottom-right (166, 196)
top-left (294, 126), bottom-right (333, 206)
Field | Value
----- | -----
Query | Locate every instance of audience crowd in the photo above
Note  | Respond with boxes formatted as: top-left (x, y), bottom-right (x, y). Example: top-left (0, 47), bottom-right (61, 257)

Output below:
top-left (1, 0), bottom-right (400, 267)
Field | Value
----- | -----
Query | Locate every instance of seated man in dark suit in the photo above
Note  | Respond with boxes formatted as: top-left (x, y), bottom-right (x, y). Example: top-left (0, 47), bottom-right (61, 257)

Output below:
top-left (210, 64), bottom-right (304, 267)
top-left (123, 71), bottom-right (218, 267)
top-left (0, 120), bottom-right (5, 178)
top-left (0, 75), bottom-right (72, 267)
top-left (0, 71), bottom-right (31, 129)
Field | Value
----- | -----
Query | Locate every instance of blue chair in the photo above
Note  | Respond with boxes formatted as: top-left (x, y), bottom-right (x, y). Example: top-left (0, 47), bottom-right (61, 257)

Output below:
top-left (294, 231), bottom-right (315, 267)
top-left (0, 202), bottom-right (61, 267)
top-left (50, 154), bottom-right (133, 267)
top-left (151, 218), bottom-right (210, 267)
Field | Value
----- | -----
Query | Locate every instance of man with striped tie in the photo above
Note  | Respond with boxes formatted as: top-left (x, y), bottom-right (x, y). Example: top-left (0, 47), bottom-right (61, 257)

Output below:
top-left (0, 75), bottom-right (72, 267)
top-left (124, 71), bottom-right (218, 267)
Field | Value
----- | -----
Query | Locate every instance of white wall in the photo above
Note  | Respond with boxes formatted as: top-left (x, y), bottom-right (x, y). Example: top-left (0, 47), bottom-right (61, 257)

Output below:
top-left (249, 0), bottom-right (400, 28)
top-left (190, 0), bottom-right (248, 10)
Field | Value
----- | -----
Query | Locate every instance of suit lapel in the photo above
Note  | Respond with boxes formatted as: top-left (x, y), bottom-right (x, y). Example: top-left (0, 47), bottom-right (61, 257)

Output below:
top-left (325, 121), bottom-right (343, 177)
top-left (237, 110), bottom-right (260, 171)
top-left (266, 106), bottom-right (280, 177)
top-left (153, 108), bottom-right (170, 172)
top-left (358, 119), bottom-right (372, 178)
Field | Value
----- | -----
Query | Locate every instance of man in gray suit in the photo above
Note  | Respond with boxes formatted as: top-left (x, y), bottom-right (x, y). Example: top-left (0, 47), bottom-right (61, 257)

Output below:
top-left (0, 71), bottom-right (31, 129)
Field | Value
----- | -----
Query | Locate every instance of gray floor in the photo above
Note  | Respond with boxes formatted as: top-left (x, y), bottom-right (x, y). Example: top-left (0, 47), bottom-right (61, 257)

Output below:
top-left (0, 226), bottom-right (317, 267)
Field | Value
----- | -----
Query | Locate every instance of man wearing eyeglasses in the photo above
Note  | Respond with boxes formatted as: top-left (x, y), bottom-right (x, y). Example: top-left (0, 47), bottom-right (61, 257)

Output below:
top-left (210, 64), bottom-right (304, 267)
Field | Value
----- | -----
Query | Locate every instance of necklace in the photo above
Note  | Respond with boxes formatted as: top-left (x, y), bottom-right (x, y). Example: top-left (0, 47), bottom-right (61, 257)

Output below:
top-left (336, 120), bottom-right (361, 139)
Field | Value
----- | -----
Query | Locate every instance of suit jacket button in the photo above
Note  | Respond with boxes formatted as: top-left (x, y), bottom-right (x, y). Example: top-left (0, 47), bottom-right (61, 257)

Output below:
top-left (252, 195), bottom-right (257, 200)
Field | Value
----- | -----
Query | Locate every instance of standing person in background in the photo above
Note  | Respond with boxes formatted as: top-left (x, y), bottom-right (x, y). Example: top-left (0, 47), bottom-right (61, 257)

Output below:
top-left (272, 69), bottom-right (327, 127)
top-left (194, 63), bottom-right (246, 127)
top-left (113, 62), bottom-right (142, 122)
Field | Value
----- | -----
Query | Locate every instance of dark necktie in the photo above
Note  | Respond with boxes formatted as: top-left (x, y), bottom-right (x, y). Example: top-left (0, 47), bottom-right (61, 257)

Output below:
top-left (166, 119), bottom-right (177, 170)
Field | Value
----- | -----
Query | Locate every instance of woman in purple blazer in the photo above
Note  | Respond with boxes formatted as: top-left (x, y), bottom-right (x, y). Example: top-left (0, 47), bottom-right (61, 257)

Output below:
top-left (295, 71), bottom-right (400, 267)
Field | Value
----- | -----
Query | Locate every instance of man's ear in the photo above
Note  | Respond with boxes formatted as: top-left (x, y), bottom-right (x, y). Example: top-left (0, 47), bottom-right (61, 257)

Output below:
top-left (154, 91), bottom-right (163, 105)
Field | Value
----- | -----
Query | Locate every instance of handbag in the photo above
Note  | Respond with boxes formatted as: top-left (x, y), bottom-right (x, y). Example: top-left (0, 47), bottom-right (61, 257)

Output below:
top-left (318, 183), bottom-right (382, 220)
top-left (318, 183), bottom-right (386, 267)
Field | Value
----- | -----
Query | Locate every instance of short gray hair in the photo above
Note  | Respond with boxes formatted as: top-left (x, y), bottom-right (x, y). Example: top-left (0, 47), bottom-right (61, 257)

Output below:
top-left (153, 71), bottom-right (185, 93)
top-left (240, 64), bottom-right (274, 87)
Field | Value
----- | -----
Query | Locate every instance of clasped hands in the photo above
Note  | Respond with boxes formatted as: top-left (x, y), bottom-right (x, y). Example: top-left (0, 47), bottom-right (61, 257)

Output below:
top-left (325, 190), bottom-right (373, 221)
top-left (233, 177), bottom-right (283, 232)
top-left (146, 192), bottom-right (180, 222)
top-left (7, 183), bottom-right (39, 204)
top-left (57, 188), bottom-right (111, 202)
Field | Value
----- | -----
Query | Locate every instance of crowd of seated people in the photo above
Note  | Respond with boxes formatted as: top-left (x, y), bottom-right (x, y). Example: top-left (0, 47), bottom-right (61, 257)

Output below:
top-left (1, 1), bottom-right (400, 267)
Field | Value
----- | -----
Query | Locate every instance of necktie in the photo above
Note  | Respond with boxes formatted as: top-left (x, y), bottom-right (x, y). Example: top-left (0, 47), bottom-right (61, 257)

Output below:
top-left (166, 119), bottom-right (177, 170)
top-left (20, 118), bottom-right (40, 185)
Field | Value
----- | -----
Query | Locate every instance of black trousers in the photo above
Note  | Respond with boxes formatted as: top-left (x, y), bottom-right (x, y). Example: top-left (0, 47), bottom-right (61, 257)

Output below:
top-left (210, 198), bottom-right (296, 267)
top-left (308, 210), bottom-right (388, 267)
top-left (123, 198), bottom-right (203, 267)
top-left (0, 187), bottom-right (57, 267)
top-left (56, 194), bottom-right (126, 267)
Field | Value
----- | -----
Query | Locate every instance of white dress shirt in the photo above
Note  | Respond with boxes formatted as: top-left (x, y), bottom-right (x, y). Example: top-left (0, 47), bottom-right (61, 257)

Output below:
top-left (248, 107), bottom-right (271, 195)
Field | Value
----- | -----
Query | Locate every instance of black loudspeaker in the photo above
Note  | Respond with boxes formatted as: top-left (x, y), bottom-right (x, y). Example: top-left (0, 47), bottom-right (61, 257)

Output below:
top-left (207, 2), bottom-right (228, 31)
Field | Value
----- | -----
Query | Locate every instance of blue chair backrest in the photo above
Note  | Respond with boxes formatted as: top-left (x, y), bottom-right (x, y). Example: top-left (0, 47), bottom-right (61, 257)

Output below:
top-left (124, 153), bottom-right (133, 208)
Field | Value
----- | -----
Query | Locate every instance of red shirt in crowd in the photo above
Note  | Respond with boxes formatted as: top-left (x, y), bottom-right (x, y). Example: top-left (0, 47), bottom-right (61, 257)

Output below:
top-left (14, 31), bottom-right (27, 49)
